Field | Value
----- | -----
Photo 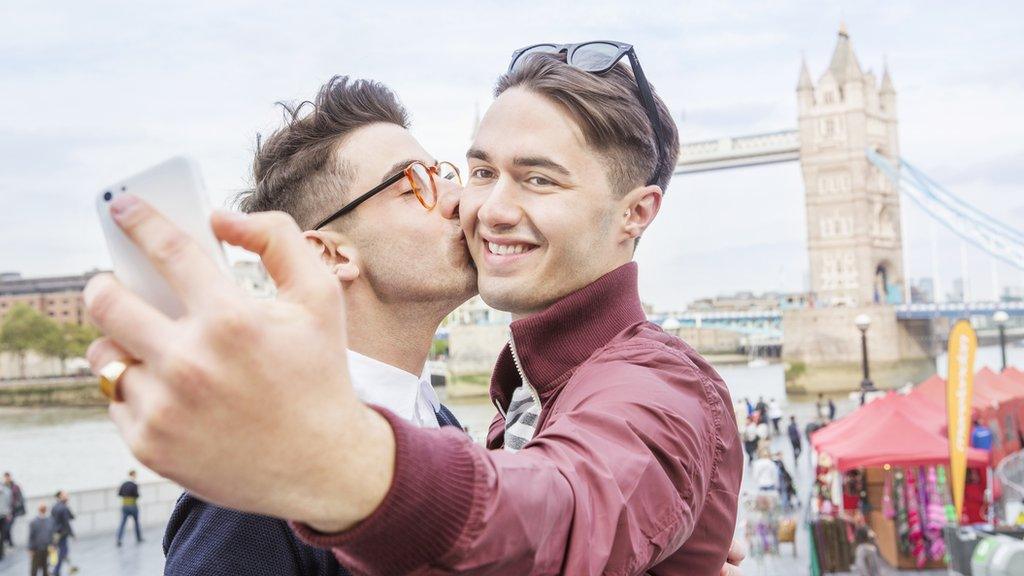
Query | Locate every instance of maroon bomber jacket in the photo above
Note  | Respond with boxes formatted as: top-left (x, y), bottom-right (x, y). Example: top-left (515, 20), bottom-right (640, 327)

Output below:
top-left (295, 262), bottom-right (743, 575)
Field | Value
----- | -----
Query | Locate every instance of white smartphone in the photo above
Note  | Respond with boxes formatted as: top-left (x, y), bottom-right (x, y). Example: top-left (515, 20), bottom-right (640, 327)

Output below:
top-left (96, 156), bottom-right (230, 319)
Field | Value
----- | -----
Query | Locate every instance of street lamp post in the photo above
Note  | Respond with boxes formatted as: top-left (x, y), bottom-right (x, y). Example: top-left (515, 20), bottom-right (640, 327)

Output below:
top-left (993, 310), bottom-right (1009, 371)
top-left (855, 314), bottom-right (875, 391)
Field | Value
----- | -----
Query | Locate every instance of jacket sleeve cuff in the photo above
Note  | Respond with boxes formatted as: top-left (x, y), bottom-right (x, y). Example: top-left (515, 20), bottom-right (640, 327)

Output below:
top-left (291, 406), bottom-right (479, 575)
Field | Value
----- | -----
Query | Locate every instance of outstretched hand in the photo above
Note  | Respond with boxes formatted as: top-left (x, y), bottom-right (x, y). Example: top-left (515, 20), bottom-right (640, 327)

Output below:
top-left (720, 538), bottom-right (746, 576)
top-left (85, 195), bottom-right (394, 530)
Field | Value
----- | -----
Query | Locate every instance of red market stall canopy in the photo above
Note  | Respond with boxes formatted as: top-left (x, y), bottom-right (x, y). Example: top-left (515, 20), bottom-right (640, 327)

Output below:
top-left (970, 364), bottom-right (1019, 401)
top-left (977, 367), bottom-right (1024, 401)
top-left (906, 374), bottom-right (1004, 415)
top-left (907, 372), bottom-right (1023, 463)
top-left (1005, 367), bottom-right (1024, 385)
top-left (816, 406), bottom-right (989, 471)
top-left (811, 392), bottom-right (945, 450)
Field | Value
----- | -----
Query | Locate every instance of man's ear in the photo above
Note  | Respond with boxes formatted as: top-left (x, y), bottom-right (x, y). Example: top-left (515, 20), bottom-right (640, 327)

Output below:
top-left (619, 184), bottom-right (663, 242)
top-left (302, 230), bottom-right (361, 284)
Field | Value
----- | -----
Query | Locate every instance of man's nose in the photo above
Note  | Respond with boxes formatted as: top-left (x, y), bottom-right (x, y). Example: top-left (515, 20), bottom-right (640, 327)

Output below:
top-left (437, 181), bottom-right (462, 221)
top-left (477, 178), bottom-right (522, 230)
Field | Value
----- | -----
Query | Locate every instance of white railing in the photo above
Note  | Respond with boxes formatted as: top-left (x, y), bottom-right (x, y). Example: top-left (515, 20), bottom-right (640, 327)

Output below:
top-left (8, 480), bottom-right (182, 542)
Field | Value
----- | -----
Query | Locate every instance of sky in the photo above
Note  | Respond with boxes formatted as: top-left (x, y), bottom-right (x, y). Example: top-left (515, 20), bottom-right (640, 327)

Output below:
top-left (2, 0), bottom-right (1022, 311)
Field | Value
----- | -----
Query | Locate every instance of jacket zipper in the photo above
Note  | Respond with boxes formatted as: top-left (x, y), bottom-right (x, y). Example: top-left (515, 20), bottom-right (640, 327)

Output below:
top-left (508, 335), bottom-right (541, 410)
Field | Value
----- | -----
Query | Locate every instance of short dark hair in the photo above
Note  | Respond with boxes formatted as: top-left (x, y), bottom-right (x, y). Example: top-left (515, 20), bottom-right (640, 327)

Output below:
top-left (236, 76), bottom-right (410, 229)
top-left (495, 53), bottom-right (679, 194)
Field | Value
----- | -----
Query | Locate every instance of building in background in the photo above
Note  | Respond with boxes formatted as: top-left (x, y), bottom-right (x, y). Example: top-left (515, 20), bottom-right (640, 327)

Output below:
top-left (1003, 285), bottom-right (1024, 302)
top-left (910, 277), bottom-right (935, 304)
top-left (442, 296), bottom-right (511, 396)
top-left (0, 271), bottom-right (103, 326)
top-left (687, 290), bottom-right (809, 313)
top-left (444, 295), bottom-right (511, 327)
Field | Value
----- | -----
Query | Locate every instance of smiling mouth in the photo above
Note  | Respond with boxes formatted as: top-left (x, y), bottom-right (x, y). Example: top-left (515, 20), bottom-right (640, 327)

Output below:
top-left (486, 241), bottom-right (538, 256)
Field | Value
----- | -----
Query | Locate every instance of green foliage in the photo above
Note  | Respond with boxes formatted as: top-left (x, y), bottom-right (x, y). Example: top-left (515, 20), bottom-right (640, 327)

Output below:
top-left (63, 323), bottom-right (101, 359)
top-left (1, 305), bottom-right (101, 377)
top-left (38, 322), bottom-right (100, 374)
top-left (785, 361), bottom-right (807, 382)
top-left (430, 337), bottom-right (449, 358)
top-left (0, 304), bottom-right (52, 355)
top-left (1, 305), bottom-right (53, 377)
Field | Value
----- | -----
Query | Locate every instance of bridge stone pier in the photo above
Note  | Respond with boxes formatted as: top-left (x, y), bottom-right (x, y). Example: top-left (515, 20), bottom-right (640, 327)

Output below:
top-left (782, 305), bottom-right (934, 393)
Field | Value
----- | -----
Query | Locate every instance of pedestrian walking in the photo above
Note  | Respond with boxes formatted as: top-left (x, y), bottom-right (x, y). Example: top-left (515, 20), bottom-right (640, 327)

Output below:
top-left (28, 504), bottom-right (53, 576)
top-left (744, 417), bottom-right (759, 464)
top-left (815, 393), bottom-right (827, 420)
top-left (0, 479), bottom-right (11, 560)
top-left (3, 472), bottom-right (25, 547)
top-left (756, 416), bottom-right (770, 447)
top-left (768, 398), bottom-right (783, 435)
top-left (772, 452), bottom-right (797, 511)
top-left (828, 397), bottom-right (837, 421)
top-left (50, 491), bottom-right (75, 576)
top-left (755, 396), bottom-right (768, 424)
top-left (116, 470), bottom-right (143, 546)
top-left (787, 415), bottom-right (803, 461)
top-left (751, 448), bottom-right (778, 496)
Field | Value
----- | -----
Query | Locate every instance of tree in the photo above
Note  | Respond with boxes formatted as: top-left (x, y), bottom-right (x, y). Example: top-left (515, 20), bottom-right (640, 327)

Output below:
top-left (66, 323), bottom-right (101, 359)
top-left (36, 321), bottom-right (101, 376)
top-left (0, 304), bottom-right (53, 378)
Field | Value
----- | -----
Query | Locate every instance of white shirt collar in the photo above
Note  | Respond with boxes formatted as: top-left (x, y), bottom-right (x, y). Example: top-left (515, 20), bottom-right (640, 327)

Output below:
top-left (347, 350), bottom-right (441, 428)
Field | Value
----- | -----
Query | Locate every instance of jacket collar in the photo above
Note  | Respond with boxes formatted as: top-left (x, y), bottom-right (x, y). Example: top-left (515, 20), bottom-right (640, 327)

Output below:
top-left (490, 262), bottom-right (647, 410)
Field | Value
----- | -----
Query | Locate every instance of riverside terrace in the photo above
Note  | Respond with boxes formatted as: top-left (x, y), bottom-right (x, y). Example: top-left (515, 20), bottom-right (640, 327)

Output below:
top-left (0, 396), bottom-right (949, 576)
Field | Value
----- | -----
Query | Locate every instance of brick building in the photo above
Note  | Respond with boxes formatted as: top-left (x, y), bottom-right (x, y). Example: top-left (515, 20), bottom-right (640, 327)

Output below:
top-left (0, 271), bottom-right (103, 326)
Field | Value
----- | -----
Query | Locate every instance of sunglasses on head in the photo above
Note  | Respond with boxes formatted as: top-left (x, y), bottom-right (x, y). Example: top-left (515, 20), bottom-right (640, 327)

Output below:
top-left (508, 41), bottom-right (666, 187)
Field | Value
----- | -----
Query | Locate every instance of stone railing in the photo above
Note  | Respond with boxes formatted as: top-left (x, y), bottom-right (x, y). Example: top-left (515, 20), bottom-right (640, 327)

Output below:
top-left (9, 480), bottom-right (182, 542)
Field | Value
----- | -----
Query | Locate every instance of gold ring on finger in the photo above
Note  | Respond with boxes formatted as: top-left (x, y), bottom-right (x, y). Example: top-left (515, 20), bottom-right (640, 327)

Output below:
top-left (98, 360), bottom-right (132, 402)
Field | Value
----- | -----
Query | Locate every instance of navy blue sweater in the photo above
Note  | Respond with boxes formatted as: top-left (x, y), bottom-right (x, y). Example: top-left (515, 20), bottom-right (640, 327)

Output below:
top-left (163, 404), bottom-right (462, 575)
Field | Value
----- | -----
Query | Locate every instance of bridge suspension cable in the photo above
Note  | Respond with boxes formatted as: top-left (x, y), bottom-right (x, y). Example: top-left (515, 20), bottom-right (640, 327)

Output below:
top-left (867, 148), bottom-right (1024, 272)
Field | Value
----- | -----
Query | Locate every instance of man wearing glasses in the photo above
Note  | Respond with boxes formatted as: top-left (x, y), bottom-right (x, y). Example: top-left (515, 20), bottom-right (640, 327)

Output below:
top-left (160, 76), bottom-right (474, 575)
top-left (86, 41), bottom-right (743, 575)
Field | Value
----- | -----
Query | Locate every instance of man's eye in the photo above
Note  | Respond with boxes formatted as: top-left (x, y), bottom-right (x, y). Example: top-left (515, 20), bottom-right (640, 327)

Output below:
top-left (527, 176), bottom-right (553, 187)
top-left (470, 168), bottom-right (494, 179)
top-left (400, 189), bottom-right (415, 196)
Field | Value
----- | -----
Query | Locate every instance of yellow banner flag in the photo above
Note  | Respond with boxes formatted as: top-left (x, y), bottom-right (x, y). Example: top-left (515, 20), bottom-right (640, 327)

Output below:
top-left (947, 319), bottom-right (978, 522)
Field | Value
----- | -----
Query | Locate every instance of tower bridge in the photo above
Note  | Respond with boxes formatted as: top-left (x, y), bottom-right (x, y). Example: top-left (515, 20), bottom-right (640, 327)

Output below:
top-left (668, 24), bottom-right (1024, 392)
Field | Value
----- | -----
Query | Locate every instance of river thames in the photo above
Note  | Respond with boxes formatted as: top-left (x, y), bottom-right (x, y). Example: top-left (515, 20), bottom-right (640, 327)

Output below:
top-left (1, 345), bottom-right (1021, 499)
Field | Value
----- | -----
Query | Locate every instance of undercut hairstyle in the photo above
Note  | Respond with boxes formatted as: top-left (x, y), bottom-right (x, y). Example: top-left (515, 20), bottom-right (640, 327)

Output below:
top-left (495, 52), bottom-right (680, 194)
top-left (236, 75), bottom-right (410, 229)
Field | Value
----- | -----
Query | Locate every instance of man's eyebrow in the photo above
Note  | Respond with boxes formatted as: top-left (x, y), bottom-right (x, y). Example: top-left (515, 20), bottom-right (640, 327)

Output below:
top-left (378, 158), bottom-right (431, 186)
top-left (466, 148), bottom-right (490, 162)
top-left (467, 149), bottom-right (571, 177)
top-left (513, 156), bottom-right (571, 176)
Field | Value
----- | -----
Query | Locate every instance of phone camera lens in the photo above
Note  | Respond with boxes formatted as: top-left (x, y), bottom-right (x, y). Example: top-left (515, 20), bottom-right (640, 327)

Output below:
top-left (103, 191), bottom-right (113, 201)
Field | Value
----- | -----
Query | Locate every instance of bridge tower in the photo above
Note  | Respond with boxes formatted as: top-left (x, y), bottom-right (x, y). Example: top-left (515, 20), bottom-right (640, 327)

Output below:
top-left (783, 25), bottom-right (934, 393)
top-left (797, 23), bottom-right (904, 307)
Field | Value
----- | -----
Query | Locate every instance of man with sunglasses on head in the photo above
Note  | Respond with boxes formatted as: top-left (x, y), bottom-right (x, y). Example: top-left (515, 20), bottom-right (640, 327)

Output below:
top-left (159, 76), bottom-right (474, 575)
top-left (85, 41), bottom-right (744, 576)
top-left (292, 41), bottom-right (742, 575)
